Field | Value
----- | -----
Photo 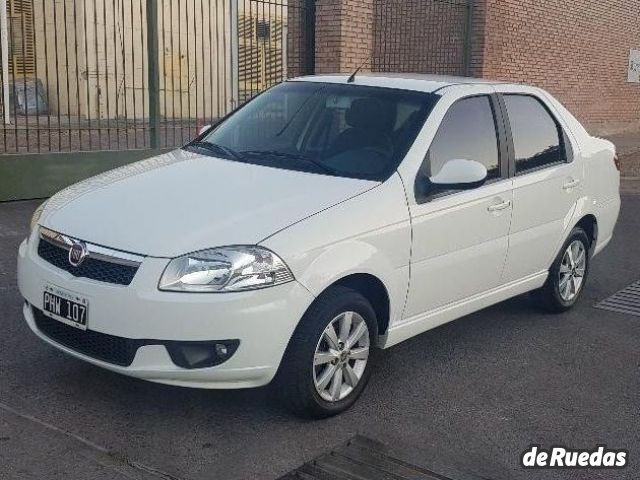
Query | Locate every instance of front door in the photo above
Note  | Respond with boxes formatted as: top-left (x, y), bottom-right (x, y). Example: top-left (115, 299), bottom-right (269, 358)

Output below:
top-left (404, 93), bottom-right (513, 321)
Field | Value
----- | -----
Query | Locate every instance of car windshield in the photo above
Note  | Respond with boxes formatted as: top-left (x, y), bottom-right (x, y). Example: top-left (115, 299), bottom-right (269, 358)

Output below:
top-left (185, 81), bottom-right (438, 181)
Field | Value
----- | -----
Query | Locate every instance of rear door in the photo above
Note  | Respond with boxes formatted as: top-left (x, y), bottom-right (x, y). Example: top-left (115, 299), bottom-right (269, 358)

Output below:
top-left (496, 88), bottom-right (583, 283)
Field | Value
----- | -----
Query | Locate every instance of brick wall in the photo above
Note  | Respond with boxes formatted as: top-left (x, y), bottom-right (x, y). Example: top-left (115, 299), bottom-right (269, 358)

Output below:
top-left (475, 0), bottom-right (640, 134)
top-left (468, 1), bottom-right (487, 78)
top-left (315, 0), bottom-right (374, 73)
top-left (286, 0), bottom-right (312, 79)
top-left (312, 0), bottom-right (640, 133)
top-left (314, 0), bottom-right (344, 72)
top-left (315, 0), bottom-right (469, 75)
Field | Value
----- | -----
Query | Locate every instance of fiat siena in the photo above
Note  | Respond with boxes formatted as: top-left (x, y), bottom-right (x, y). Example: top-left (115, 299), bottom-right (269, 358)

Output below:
top-left (18, 74), bottom-right (620, 417)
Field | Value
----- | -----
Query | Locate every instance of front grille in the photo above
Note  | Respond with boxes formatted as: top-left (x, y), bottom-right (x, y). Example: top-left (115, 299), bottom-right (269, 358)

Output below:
top-left (38, 238), bottom-right (139, 286)
top-left (34, 309), bottom-right (141, 366)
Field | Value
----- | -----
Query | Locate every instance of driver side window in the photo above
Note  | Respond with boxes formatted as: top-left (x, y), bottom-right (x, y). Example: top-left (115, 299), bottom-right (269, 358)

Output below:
top-left (418, 95), bottom-right (501, 200)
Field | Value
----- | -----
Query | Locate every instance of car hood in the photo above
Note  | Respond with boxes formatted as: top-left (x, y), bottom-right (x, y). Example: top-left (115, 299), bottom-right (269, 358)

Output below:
top-left (40, 149), bottom-right (378, 257)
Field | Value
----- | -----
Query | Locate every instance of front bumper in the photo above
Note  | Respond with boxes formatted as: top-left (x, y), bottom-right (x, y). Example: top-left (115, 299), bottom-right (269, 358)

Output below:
top-left (17, 233), bottom-right (315, 389)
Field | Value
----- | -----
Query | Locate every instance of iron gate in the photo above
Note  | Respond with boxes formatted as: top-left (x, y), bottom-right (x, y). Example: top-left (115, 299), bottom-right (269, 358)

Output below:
top-left (0, 0), bottom-right (315, 200)
top-left (373, 0), bottom-right (473, 76)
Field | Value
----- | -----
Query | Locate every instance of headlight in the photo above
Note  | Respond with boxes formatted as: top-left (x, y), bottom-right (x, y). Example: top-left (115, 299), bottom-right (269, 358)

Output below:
top-left (159, 246), bottom-right (294, 293)
top-left (30, 200), bottom-right (48, 233)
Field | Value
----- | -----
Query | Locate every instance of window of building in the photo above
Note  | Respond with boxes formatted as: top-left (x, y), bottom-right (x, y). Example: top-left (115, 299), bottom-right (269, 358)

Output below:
top-left (503, 95), bottom-right (564, 174)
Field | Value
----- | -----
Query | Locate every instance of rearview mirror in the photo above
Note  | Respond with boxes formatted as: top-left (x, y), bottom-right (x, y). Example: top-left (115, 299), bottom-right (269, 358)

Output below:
top-left (429, 159), bottom-right (488, 190)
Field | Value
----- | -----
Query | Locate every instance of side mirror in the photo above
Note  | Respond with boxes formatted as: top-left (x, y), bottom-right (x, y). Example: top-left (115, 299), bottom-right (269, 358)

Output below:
top-left (198, 124), bottom-right (212, 137)
top-left (429, 159), bottom-right (488, 190)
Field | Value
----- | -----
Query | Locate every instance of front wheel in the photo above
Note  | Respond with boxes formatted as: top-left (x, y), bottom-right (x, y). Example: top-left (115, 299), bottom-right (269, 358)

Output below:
top-left (533, 227), bottom-right (590, 312)
top-left (274, 286), bottom-right (377, 418)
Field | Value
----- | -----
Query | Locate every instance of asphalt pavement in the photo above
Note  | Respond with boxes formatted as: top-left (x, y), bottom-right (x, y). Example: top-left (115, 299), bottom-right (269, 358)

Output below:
top-left (1, 191), bottom-right (639, 480)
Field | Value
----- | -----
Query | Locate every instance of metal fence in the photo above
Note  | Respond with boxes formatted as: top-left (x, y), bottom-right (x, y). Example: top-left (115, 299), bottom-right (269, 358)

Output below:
top-left (0, 0), bottom-right (315, 155)
top-left (372, 0), bottom-right (472, 76)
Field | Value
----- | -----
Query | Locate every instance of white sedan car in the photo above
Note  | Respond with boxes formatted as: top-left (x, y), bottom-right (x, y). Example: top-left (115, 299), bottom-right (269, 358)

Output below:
top-left (18, 74), bottom-right (620, 417)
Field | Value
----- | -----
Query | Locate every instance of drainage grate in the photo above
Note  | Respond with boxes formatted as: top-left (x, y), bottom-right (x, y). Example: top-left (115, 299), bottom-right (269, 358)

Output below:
top-left (595, 280), bottom-right (640, 317)
top-left (278, 435), bottom-right (481, 480)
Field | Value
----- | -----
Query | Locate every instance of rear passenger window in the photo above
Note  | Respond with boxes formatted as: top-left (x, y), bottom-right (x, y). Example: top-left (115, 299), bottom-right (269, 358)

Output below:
top-left (427, 95), bottom-right (501, 181)
top-left (503, 95), bottom-right (564, 174)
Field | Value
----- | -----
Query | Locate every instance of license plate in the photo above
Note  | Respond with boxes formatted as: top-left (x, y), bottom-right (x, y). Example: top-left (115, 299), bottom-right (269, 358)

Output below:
top-left (43, 285), bottom-right (89, 330)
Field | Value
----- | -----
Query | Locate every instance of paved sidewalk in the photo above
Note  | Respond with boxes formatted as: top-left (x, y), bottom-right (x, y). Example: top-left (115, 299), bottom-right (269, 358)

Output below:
top-left (0, 403), bottom-right (171, 480)
top-left (621, 178), bottom-right (640, 195)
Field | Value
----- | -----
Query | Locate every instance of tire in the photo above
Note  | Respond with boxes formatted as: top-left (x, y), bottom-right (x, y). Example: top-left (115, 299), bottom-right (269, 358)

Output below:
top-left (533, 227), bottom-right (591, 313)
top-left (274, 286), bottom-right (377, 418)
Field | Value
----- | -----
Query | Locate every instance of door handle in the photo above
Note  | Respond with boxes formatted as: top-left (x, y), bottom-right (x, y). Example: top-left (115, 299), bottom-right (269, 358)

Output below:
top-left (487, 200), bottom-right (511, 212)
top-left (562, 178), bottom-right (581, 190)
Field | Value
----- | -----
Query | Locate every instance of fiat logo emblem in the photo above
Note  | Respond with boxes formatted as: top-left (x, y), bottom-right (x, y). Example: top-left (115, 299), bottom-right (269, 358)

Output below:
top-left (68, 241), bottom-right (88, 267)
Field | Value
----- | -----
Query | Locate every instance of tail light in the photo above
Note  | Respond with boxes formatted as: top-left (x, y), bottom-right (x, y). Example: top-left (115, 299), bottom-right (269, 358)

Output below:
top-left (613, 154), bottom-right (621, 171)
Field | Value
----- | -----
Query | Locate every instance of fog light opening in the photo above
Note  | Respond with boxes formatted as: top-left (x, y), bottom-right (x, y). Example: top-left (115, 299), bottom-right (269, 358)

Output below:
top-left (165, 340), bottom-right (239, 369)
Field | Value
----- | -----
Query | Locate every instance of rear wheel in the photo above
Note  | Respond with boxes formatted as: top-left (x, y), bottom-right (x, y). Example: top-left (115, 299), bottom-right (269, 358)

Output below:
top-left (533, 227), bottom-right (590, 312)
top-left (275, 286), bottom-right (376, 418)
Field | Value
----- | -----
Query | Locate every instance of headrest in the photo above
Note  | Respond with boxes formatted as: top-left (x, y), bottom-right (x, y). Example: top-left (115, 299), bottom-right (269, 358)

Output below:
top-left (345, 98), bottom-right (394, 133)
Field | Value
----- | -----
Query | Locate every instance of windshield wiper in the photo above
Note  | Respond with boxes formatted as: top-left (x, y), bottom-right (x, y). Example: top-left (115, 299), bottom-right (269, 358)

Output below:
top-left (185, 141), bottom-right (243, 161)
top-left (241, 150), bottom-right (338, 176)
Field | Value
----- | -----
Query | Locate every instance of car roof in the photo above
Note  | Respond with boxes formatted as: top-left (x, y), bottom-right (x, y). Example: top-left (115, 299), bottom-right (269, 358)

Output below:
top-left (291, 73), bottom-right (511, 93)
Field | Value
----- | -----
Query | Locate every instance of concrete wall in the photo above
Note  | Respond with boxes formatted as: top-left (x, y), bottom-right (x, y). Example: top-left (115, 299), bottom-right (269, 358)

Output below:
top-left (30, 0), bottom-right (233, 120)
top-left (31, 0), bottom-right (85, 118)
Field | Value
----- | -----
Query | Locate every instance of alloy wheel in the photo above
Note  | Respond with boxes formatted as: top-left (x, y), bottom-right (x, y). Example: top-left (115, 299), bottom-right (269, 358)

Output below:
top-left (558, 239), bottom-right (587, 302)
top-left (313, 311), bottom-right (370, 402)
